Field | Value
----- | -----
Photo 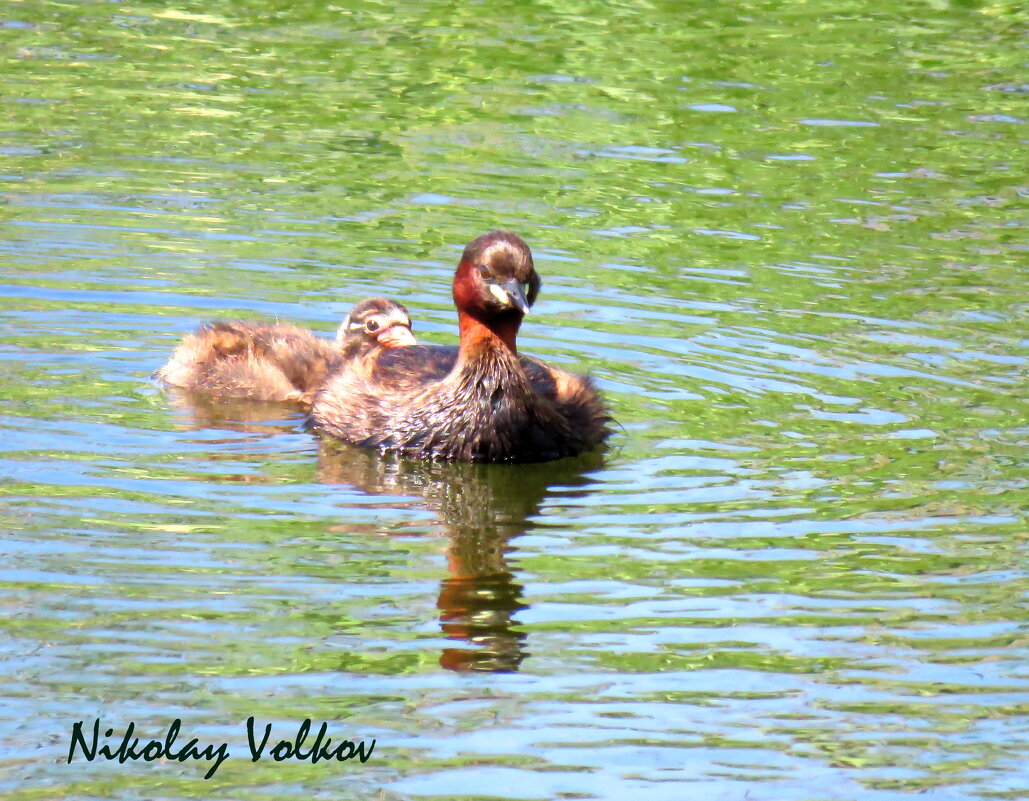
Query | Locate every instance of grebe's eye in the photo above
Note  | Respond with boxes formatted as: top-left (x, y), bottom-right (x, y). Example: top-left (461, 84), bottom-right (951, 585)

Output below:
top-left (365, 318), bottom-right (380, 333)
top-left (478, 264), bottom-right (491, 279)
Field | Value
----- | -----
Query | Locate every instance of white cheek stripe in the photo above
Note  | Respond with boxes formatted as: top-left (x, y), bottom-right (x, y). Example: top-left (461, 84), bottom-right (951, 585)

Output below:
top-left (489, 284), bottom-right (509, 305)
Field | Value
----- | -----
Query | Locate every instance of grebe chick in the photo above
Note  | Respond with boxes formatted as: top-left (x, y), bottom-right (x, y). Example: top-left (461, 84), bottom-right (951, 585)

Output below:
top-left (311, 232), bottom-right (610, 462)
top-left (155, 297), bottom-right (415, 404)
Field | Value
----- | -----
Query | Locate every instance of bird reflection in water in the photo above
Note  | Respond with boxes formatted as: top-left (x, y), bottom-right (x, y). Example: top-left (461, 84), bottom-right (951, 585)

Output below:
top-left (317, 440), bottom-right (602, 673)
top-left (162, 393), bottom-right (602, 673)
top-left (162, 391), bottom-right (305, 438)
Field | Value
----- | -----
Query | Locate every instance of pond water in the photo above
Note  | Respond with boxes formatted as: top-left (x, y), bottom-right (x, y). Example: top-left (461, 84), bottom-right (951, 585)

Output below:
top-left (1, 1), bottom-right (1026, 799)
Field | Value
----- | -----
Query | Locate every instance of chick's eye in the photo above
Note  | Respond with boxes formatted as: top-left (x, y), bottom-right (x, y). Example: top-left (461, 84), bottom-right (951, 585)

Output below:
top-left (478, 264), bottom-right (491, 279)
top-left (365, 319), bottom-right (380, 333)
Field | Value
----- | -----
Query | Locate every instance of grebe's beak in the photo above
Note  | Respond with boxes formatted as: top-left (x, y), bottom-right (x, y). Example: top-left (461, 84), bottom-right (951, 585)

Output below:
top-left (490, 277), bottom-right (531, 315)
top-left (376, 324), bottom-right (416, 348)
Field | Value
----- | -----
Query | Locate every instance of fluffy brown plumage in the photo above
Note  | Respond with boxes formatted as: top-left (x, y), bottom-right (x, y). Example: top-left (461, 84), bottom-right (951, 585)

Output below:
top-left (154, 297), bottom-right (414, 404)
top-left (311, 232), bottom-right (611, 462)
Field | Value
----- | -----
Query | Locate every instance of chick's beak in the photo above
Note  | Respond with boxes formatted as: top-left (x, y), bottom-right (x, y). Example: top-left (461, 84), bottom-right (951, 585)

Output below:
top-left (376, 324), bottom-right (416, 348)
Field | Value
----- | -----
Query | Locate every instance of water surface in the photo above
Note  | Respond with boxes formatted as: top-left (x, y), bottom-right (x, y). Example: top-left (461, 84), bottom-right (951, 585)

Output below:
top-left (1, 1), bottom-right (1027, 799)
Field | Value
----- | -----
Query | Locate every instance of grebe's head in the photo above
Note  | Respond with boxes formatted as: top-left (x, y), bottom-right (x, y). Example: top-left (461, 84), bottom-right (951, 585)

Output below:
top-left (452, 231), bottom-right (540, 322)
top-left (336, 297), bottom-right (415, 350)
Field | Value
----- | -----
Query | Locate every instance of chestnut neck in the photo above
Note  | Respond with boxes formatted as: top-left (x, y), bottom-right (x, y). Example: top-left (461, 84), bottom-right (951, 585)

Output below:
top-left (452, 257), bottom-right (523, 356)
top-left (457, 310), bottom-right (521, 355)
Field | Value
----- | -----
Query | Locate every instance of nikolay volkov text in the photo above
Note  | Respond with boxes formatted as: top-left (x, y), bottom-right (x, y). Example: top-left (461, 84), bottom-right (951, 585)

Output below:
top-left (68, 717), bottom-right (375, 779)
